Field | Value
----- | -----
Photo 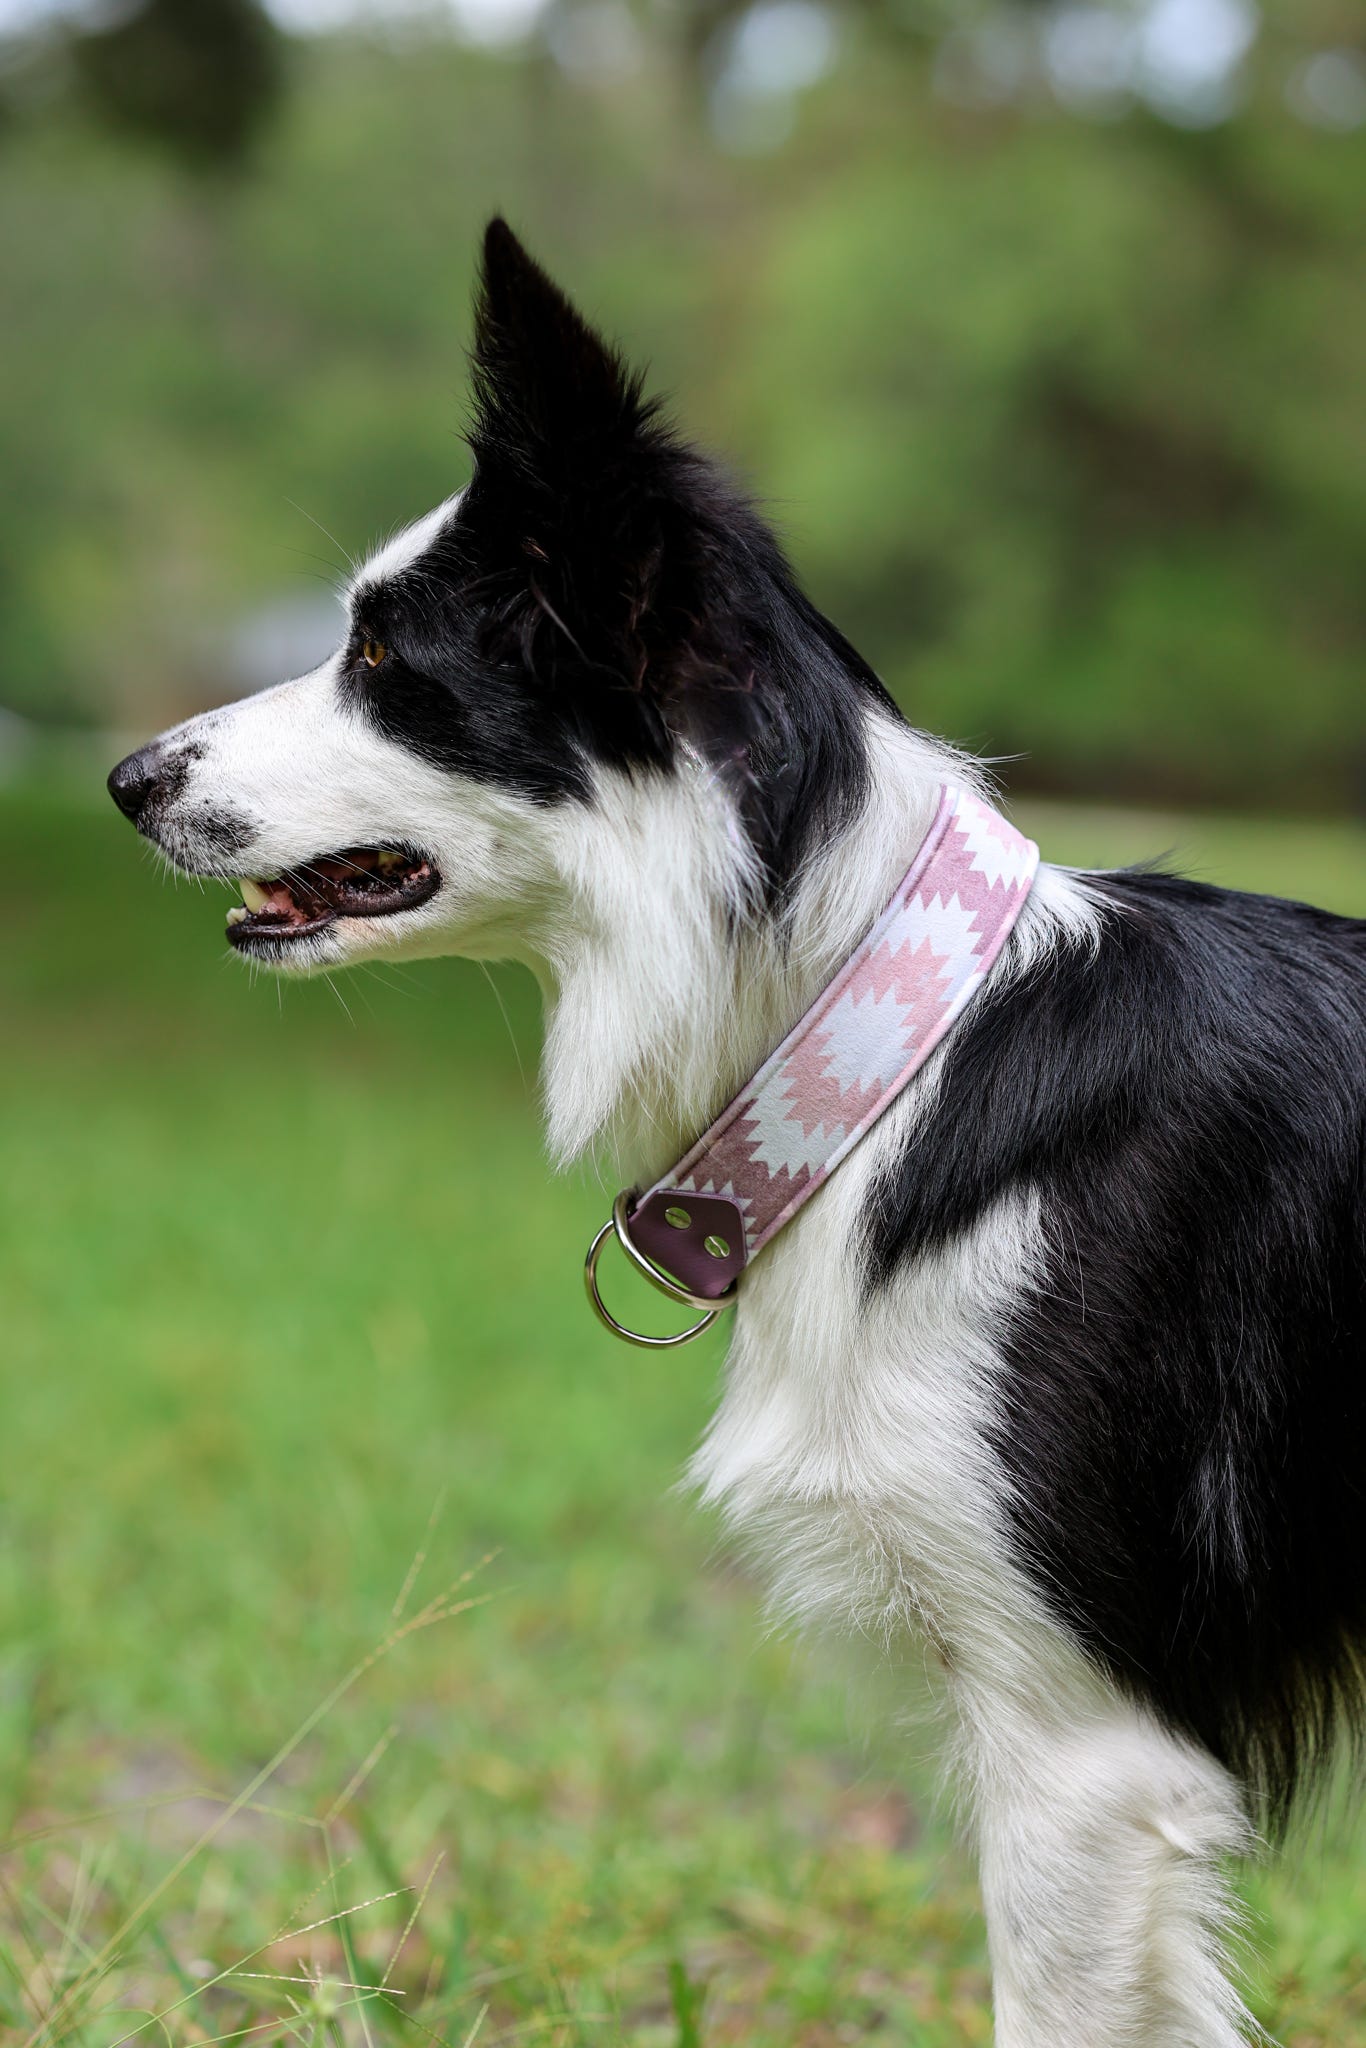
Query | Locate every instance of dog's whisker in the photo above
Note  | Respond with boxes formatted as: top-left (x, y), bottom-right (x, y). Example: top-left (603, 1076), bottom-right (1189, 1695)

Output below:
top-left (355, 962), bottom-right (424, 999)
top-left (476, 963), bottom-right (526, 1089)
top-left (320, 972), bottom-right (356, 1028)
top-left (285, 498), bottom-right (356, 577)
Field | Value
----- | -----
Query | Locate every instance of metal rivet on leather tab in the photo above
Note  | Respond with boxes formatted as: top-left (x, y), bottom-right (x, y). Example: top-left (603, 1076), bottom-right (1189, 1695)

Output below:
top-left (704, 1235), bottom-right (730, 1259)
top-left (665, 1205), bottom-right (691, 1229)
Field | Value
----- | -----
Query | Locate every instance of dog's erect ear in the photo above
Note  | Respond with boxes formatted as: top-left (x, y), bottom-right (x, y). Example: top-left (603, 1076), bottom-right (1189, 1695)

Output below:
top-left (464, 217), bottom-right (710, 702)
top-left (469, 218), bottom-right (652, 478)
top-left (464, 222), bottom-right (787, 844)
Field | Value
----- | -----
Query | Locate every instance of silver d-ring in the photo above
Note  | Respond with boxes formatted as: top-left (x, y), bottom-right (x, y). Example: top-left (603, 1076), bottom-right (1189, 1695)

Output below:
top-left (583, 1191), bottom-right (738, 1349)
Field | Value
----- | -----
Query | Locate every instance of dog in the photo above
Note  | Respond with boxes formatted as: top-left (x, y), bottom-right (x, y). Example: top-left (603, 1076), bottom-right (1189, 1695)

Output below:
top-left (108, 219), bottom-right (1366, 2047)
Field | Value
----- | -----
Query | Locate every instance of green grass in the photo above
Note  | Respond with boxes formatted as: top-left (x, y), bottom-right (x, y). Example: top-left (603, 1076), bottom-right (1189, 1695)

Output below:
top-left (0, 771), bottom-right (1363, 2047)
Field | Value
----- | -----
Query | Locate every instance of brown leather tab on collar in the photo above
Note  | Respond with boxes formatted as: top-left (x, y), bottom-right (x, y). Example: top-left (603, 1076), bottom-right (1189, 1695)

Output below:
top-left (630, 1189), bottom-right (746, 1300)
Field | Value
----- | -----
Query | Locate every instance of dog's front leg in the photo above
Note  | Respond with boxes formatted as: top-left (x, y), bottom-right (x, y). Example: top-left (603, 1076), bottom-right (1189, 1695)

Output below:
top-left (960, 1691), bottom-right (1251, 2048)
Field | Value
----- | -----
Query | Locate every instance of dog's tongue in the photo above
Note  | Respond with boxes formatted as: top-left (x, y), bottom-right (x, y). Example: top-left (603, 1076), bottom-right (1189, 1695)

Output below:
top-left (260, 881), bottom-right (305, 920)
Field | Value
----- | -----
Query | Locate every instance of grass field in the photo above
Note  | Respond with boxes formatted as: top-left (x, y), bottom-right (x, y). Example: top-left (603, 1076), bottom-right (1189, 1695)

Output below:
top-left (2, 767), bottom-right (1364, 2047)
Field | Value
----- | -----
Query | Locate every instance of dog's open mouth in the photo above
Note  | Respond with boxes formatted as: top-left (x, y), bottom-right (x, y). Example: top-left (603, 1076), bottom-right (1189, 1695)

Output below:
top-left (225, 845), bottom-right (440, 949)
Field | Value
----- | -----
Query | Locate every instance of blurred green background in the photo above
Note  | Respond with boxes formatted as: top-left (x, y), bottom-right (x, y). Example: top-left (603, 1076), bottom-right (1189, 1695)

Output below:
top-left (1, 0), bottom-right (1364, 809)
top-left (1, 2), bottom-right (1364, 2043)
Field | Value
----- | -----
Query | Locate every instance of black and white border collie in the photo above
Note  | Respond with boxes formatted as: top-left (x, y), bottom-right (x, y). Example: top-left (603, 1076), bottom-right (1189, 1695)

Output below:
top-left (109, 220), bottom-right (1365, 2046)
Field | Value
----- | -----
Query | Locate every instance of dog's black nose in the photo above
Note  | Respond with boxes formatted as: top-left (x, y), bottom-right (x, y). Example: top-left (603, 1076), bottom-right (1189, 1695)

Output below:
top-left (107, 746), bottom-right (162, 823)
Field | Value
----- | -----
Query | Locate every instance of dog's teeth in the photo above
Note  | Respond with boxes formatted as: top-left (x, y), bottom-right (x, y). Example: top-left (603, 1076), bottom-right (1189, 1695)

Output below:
top-left (226, 906), bottom-right (248, 927)
top-left (239, 879), bottom-right (269, 913)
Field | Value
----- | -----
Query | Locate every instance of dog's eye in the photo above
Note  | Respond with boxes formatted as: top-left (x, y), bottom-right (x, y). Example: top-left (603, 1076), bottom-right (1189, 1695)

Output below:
top-left (360, 638), bottom-right (387, 668)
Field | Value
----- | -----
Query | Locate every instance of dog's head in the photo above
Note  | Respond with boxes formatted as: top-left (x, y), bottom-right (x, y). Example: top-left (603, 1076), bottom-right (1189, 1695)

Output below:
top-left (109, 219), bottom-right (892, 979)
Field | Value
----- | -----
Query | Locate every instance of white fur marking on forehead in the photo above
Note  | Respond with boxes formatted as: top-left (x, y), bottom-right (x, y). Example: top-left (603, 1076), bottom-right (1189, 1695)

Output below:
top-left (349, 490), bottom-right (466, 598)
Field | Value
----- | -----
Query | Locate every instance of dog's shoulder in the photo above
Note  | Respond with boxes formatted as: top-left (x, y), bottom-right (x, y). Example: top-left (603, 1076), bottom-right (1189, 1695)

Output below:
top-left (863, 860), bottom-right (1364, 1287)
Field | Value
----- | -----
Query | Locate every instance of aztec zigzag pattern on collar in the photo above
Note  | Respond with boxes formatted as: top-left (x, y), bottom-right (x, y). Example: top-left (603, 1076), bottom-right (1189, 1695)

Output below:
top-left (628, 785), bottom-right (1041, 1301)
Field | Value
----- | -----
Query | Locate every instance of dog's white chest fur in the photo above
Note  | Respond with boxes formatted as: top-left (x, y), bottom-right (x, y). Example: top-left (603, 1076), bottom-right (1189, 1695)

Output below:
top-left (689, 1079), bottom-right (1038, 1654)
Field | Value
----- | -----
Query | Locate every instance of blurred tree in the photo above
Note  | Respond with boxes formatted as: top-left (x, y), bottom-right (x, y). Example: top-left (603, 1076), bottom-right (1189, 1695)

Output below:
top-left (71, 0), bottom-right (284, 176)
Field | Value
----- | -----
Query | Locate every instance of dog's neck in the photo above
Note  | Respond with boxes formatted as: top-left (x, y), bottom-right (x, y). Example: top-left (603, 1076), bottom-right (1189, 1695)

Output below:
top-left (531, 712), bottom-right (979, 1182)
